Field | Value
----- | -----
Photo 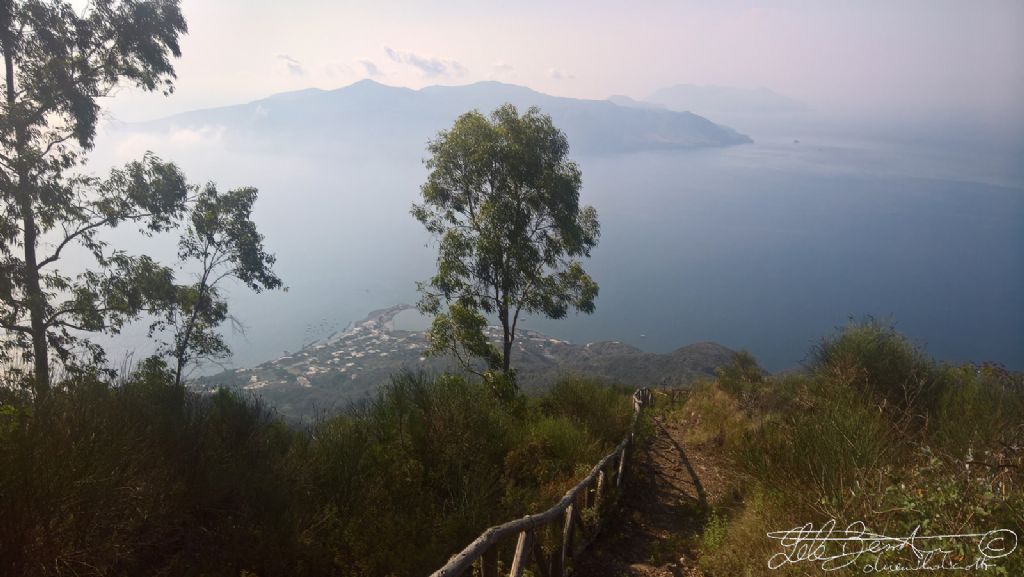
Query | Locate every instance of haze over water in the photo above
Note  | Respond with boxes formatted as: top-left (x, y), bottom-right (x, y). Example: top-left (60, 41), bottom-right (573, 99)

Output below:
top-left (81, 0), bottom-right (1024, 375)
top-left (90, 109), bottom-right (1024, 373)
top-left (535, 138), bottom-right (1023, 371)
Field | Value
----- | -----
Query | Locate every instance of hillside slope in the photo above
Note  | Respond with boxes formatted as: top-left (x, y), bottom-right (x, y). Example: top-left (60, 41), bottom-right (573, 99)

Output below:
top-left (196, 305), bottom-right (738, 420)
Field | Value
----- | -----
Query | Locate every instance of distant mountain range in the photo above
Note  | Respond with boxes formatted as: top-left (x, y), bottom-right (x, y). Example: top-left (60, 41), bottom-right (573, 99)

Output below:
top-left (604, 84), bottom-right (812, 139)
top-left (196, 305), bottom-right (739, 421)
top-left (607, 95), bottom-right (667, 110)
top-left (134, 80), bottom-right (752, 155)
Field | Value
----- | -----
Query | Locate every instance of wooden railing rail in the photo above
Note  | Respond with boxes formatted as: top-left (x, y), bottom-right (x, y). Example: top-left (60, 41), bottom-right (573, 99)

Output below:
top-left (428, 388), bottom-right (653, 577)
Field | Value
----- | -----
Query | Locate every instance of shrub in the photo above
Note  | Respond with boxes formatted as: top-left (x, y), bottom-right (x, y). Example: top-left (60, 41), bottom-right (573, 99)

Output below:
top-left (0, 367), bottom-right (636, 577)
top-left (734, 374), bottom-right (894, 519)
top-left (930, 363), bottom-right (1024, 457)
top-left (810, 319), bottom-right (939, 423)
top-left (540, 375), bottom-right (633, 445)
top-left (503, 415), bottom-right (601, 509)
top-left (715, 349), bottom-right (764, 401)
top-left (687, 323), bottom-right (1024, 576)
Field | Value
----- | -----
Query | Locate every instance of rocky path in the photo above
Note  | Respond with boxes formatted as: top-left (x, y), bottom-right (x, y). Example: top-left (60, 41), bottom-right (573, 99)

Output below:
top-left (574, 408), bottom-right (728, 577)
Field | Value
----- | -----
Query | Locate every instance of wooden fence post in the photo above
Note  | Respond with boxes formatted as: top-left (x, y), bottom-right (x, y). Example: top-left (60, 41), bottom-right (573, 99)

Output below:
top-left (509, 530), bottom-right (533, 577)
top-left (560, 504), bottom-right (575, 575)
top-left (616, 440), bottom-right (629, 487)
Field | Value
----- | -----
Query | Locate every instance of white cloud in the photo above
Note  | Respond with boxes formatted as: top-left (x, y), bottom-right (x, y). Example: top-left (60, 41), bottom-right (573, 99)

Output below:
top-left (359, 59), bottom-right (382, 77)
top-left (167, 125), bottom-right (227, 146)
top-left (383, 47), bottom-right (466, 77)
top-left (99, 124), bottom-right (228, 166)
top-left (276, 54), bottom-right (305, 76)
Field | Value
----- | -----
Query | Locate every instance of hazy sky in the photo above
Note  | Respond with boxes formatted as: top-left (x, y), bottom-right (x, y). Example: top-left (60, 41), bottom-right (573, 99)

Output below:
top-left (105, 1), bottom-right (1023, 130)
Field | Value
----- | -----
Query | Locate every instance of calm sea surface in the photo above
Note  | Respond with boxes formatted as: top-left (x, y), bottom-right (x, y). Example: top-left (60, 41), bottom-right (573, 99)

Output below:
top-left (95, 133), bottom-right (1024, 373)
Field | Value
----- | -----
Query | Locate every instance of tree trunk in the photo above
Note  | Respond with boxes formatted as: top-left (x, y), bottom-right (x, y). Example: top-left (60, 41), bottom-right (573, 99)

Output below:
top-left (173, 307), bottom-right (197, 387)
top-left (174, 264), bottom-right (213, 387)
top-left (3, 16), bottom-right (50, 393)
top-left (173, 351), bottom-right (186, 387)
top-left (502, 333), bottom-right (513, 375)
top-left (500, 303), bottom-right (513, 375)
top-left (23, 208), bottom-right (48, 392)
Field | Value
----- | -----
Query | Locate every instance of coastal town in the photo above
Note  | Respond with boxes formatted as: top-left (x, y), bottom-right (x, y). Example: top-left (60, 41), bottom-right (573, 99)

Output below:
top-left (198, 304), bottom-right (736, 420)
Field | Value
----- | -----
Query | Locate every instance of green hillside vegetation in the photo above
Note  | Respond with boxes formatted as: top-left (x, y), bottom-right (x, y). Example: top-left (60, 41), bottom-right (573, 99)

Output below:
top-left (671, 320), bottom-right (1023, 576)
top-left (0, 368), bottom-right (634, 577)
top-left (3, 321), bottom-right (1021, 576)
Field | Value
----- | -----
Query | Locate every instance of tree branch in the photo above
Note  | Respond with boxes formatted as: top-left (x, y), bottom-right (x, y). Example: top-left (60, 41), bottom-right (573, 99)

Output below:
top-left (36, 215), bottom-right (117, 270)
top-left (0, 320), bottom-right (33, 334)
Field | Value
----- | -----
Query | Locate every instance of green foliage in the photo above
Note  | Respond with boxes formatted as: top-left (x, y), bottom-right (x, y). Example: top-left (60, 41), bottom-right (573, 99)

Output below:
top-left (182, 184), bottom-right (282, 292)
top-left (930, 362), bottom-right (1024, 456)
top-left (150, 183), bottom-right (282, 384)
top-left (540, 375), bottom-right (633, 445)
top-left (810, 318), bottom-right (940, 419)
top-left (413, 104), bottom-right (600, 383)
top-left (0, 369), bottom-right (303, 577)
top-left (504, 415), bottom-right (598, 503)
top-left (0, 153), bottom-right (190, 379)
top-left (733, 374), bottom-right (894, 516)
top-left (425, 301), bottom-right (503, 372)
top-left (715, 349), bottom-right (763, 400)
top-left (0, 370), bottom-right (632, 576)
top-left (701, 509), bottom-right (728, 552)
top-left (683, 321), bottom-right (1024, 576)
top-left (0, 0), bottom-right (186, 152)
top-left (0, 0), bottom-right (189, 389)
top-left (0, 1), bottom-right (277, 393)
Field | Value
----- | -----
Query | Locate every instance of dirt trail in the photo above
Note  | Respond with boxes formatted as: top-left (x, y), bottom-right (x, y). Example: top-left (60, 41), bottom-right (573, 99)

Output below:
top-left (574, 410), bottom-right (728, 577)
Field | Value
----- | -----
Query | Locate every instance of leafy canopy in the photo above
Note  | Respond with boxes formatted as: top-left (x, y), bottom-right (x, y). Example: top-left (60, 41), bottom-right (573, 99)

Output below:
top-left (1, 0), bottom-right (186, 156)
top-left (413, 104), bottom-right (599, 384)
top-left (0, 1), bottom-right (281, 391)
top-left (0, 0), bottom-right (188, 386)
top-left (151, 184), bottom-right (282, 385)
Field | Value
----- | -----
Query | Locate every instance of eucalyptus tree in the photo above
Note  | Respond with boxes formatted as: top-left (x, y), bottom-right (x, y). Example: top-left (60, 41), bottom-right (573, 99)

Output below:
top-left (412, 104), bottom-right (599, 396)
top-left (0, 0), bottom-right (189, 391)
top-left (152, 184), bottom-right (282, 386)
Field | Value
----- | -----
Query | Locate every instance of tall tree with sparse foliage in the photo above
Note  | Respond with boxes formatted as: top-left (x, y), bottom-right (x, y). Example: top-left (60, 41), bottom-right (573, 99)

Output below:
top-left (413, 104), bottom-right (599, 396)
top-left (0, 0), bottom-right (189, 392)
top-left (152, 183), bottom-right (282, 386)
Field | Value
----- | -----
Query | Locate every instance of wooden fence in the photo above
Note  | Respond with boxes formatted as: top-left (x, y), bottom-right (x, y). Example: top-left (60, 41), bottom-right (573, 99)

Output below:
top-left (428, 387), bottom-right (654, 577)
